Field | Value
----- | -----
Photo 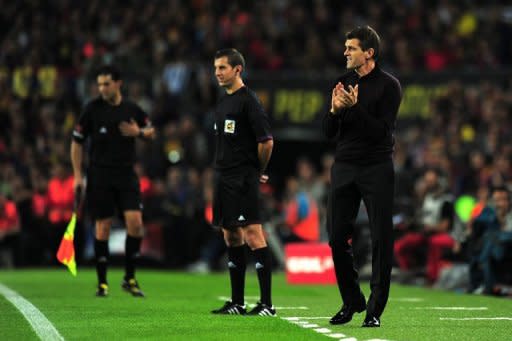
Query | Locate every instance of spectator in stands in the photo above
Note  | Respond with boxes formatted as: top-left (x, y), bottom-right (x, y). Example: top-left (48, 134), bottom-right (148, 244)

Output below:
top-left (46, 161), bottom-right (75, 263)
top-left (0, 193), bottom-right (20, 267)
top-left (279, 176), bottom-right (319, 243)
top-left (9, 174), bottom-right (32, 266)
top-left (134, 162), bottom-right (153, 200)
top-left (470, 186), bottom-right (512, 295)
top-left (394, 168), bottom-right (455, 283)
top-left (30, 169), bottom-right (50, 264)
top-left (187, 183), bottom-right (226, 273)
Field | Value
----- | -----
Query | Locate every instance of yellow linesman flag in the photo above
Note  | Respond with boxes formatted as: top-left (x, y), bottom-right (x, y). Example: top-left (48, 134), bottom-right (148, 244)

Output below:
top-left (57, 187), bottom-right (81, 276)
top-left (57, 212), bottom-right (77, 276)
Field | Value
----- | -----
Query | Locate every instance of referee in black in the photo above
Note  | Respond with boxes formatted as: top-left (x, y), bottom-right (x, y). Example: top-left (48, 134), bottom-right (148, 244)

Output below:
top-left (209, 49), bottom-right (275, 316)
top-left (323, 26), bottom-right (402, 327)
top-left (71, 65), bottom-right (155, 297)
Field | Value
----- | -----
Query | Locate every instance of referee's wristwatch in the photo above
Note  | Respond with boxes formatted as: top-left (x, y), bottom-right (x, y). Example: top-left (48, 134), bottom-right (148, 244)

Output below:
top-left (138, 129), bottom-right (144, 138)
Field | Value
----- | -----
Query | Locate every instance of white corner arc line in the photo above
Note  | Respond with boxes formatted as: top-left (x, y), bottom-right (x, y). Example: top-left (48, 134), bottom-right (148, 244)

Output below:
top-left (0, 283), bottom-right (64, 341)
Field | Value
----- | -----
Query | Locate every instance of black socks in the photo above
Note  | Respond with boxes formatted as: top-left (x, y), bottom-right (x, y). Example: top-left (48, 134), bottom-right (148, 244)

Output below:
top-left (253, 247), bottom-right (272, 306)
top-left (125, 235), bottom-right (142, 280)
top-left (227, 245), bottom-right (246, 305)
top-left (94, 239), bottom-right (109, 284)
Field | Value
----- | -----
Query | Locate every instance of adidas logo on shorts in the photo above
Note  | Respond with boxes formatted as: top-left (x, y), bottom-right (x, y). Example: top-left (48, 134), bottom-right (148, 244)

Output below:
top-left (238, 215), bottom-right (246, 221)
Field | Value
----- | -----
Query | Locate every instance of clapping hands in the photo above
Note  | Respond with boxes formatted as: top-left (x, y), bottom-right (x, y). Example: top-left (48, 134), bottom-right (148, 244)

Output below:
top-left (330, 82), bottom-right (358, 114)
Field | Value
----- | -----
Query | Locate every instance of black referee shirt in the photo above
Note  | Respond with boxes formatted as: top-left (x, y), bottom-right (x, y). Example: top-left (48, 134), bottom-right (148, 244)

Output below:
top-left (322, 65), bottom-right (402, 165)
top-left (214, 86), bottom-right (273, 171)
top-left (72, 97), bottom-right (150, 169)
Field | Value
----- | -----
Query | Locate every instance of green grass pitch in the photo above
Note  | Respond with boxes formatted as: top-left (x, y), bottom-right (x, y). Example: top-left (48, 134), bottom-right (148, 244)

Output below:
top-left (1, 269), bottom-right (511, 340)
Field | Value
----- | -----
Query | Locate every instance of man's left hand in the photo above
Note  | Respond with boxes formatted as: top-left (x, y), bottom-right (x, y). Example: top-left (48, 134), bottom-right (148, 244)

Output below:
top-left (119, 119), bottom-right (140, 137)
top-left (341, 84), bottom-right (358, 107)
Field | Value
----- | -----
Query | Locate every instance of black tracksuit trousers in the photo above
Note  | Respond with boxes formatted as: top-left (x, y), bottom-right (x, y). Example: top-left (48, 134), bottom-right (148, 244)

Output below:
top-left (327, 159), bottom-right (394, 318)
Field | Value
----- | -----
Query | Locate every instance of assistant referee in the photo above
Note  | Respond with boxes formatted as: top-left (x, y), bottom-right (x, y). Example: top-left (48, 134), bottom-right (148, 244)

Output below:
top-left (71, 65), bottom-right (155, 297)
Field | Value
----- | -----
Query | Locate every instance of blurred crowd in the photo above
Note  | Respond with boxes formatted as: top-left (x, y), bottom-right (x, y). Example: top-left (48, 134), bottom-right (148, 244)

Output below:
top-left (1, 0), bottom-right (511, 75)
top-left (1, 0), bottom-right (512, 297)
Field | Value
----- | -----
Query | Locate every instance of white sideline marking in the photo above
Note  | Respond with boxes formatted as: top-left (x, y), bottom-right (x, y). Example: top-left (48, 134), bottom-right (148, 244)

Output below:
top-left (281, 316), bottom-right (388, 341)
top-left (0, 283), bottom-right (64, 341)
top-left (414, 307), bottom-right (488, 310)
top-left (389, 297), bottom-right (424, 302)
top-left (283, 316), bottom-right (332, 319)
top-left (281, 315), bottom-right (392, 341)
top-left (314, 328), bottom-right (331, 333)
top-left (440, 317), bottom-right (512, 321)
top-left (247, 304), bottom-right (308, 310)
top-left (274, 306), bottom-right (308, 310)
top-left (217, 294), bottom-right (398, 340)
top-left (216, 296), bottom-right (388, 340)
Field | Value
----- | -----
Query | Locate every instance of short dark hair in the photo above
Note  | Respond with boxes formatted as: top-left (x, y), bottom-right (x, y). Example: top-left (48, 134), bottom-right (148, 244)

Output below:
top-left (214, 48), bottom-right (245, 69)
top-left (346, 26), bottom-right (381, 61)
top-left (96, 65), bottom-right (122, 81)
top-left (492, 185), bottom-right (510, 199)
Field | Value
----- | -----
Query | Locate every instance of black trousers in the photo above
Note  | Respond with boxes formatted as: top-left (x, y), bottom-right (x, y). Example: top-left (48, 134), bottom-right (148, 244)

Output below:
top-left (327, 160), bottom-right (394, 318)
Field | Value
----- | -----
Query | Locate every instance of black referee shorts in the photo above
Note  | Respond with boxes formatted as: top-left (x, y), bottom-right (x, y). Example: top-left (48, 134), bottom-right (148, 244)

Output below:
top-left (86, 166), bottom-right (142, 220)
top-left (212, 167), bottom-right (261, 229)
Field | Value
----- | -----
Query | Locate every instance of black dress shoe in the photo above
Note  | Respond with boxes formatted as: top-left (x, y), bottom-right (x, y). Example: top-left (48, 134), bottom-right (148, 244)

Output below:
top-left (362, 315), bottom-right (380, 327)
top-left (329, 300), bottom-right (366, 325)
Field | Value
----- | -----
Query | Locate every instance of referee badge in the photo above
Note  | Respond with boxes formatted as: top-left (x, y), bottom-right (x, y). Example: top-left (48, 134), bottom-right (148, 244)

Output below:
top-left (224, 119), bottom-right (235, 134)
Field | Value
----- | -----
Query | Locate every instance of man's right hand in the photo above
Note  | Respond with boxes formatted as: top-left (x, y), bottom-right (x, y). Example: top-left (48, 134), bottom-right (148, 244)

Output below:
top-left (74, 175), bottom-right (84, 193)
top-left (330, 82), bottom-right (346, 114)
